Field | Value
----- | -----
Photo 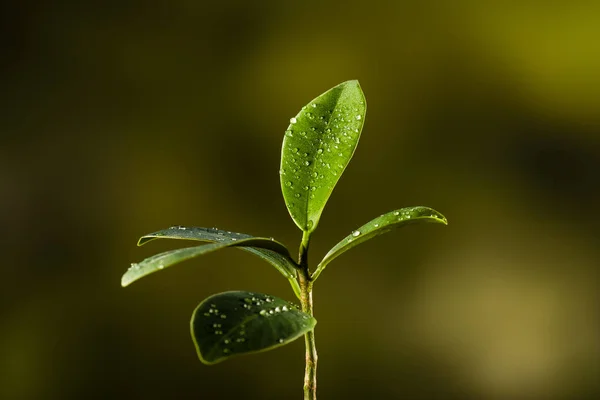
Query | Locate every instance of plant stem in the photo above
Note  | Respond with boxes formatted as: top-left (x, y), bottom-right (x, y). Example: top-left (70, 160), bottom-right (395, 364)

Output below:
top-left (298, 231), bottom-right (317, 400)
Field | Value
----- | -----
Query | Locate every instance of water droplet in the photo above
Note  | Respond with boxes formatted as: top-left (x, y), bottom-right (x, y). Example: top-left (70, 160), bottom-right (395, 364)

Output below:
top-left (158, 263), bottom-right (164, 269)
top-left (303, 186), bottom-right (309, 191)
top-left (290, 117), bottom-right (297, 124)
top-left (269, 310), bottom-right (274, 314)
top-left (352, 230), bottom-right (361, 237)
top-left (224, 339), bottom-right (230, 344)
top-left (282, 305), bottom-right (289, 311)
top-left (294, 148), bottom-right (299, 153)
top-left (286, 181), bottom-right (293, 187)
top-left (220, 314), bottom-right (227, 319)
top-left (236, 338), bottom-right (245, 343)
top-left (317, 148), bottom-right (323, 154)
top-left (312, 103), bottom-right (317, 108)
top-left (203, 312), bottom-right (210, 316)
top-left (303, 152), bottom-right (309, 157)
top-left (356, 115), bottom-right (362, 120)
top-left (259, 310), bottom-right (267, 316)
top-left (294, 193), bottom-right (301, 198)
top-left (223, 348), bottom-right (230, 354)
top-left (278, 338), bottom-right (284, 343)
top-left (304, 161), bottom-right (311, 166)
top-left (310, 186), bottom-right (316, 191)
top-left (275, 307), bottom-right (281, 312)
top-left (393, 211), bottom-right (400, 216)
top-left (374, 223), bottom-right (379, 228)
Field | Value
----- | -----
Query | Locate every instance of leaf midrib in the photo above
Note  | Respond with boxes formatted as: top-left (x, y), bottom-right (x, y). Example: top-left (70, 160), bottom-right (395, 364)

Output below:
top-left (302, 88), bottom-right (346, 229)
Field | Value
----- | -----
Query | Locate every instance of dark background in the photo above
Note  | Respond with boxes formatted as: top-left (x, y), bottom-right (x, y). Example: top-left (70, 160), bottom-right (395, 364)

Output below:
top-left (2, 1), bottom-right (599, 399)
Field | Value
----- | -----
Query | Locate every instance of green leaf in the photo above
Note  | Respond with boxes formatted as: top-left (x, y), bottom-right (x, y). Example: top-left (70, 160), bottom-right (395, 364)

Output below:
top-left (191, 291), bottom-right (316, 365)
top-left (280, 80), bottom-right (366, 233)
top-left (136, 226), bottom-right (299, 283)
top-left (312, 206), bottom-right (447, 280)
top-left (122, 236), bottom-right (296, 287)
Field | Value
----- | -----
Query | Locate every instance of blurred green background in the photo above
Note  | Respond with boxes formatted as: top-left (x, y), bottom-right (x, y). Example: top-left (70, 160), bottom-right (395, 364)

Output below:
top-left (2, 1), bottom-right (599, 399)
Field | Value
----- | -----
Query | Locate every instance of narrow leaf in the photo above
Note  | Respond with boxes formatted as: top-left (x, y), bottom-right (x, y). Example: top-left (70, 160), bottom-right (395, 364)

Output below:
top-left (122, 237), bottom-right (294, 287)
top-left (134, 226), bottom-right (299, 288)
top-left (313, 206), bottom-right (447, 280)
top-left (191, 291), bottom-right (316, 365)
top-left (280, 80), bottom-right (366, 233)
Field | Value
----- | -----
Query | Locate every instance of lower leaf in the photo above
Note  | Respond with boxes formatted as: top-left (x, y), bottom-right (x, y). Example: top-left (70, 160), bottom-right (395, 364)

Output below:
top-left (191, 291), bottom-right (316, 365)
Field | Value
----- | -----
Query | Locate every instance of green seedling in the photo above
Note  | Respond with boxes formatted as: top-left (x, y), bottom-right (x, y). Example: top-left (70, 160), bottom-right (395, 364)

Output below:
top-left (122, 80), bottom-right (447, 399)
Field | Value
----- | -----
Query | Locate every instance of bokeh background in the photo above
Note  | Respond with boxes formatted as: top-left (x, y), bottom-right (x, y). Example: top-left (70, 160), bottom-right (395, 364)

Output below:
top-left (2, 1), bottom-right (599, 399)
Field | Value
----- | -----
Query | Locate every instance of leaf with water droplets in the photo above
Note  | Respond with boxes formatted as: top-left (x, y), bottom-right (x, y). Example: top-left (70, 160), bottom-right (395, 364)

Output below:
top-left (312, 207), bottom-right (447, 280)
top-left (136, 226), bottom-right (298, 288)
top-left (122, 234), bottom-right (297, 288)
top-left (191, 291), bottom-right (316, 365)
top-left (280, 80), bottom-right (366, 233)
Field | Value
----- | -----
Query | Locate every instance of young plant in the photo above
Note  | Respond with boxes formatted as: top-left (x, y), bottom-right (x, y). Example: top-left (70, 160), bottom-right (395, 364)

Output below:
top-left (122, 80), bottom-right (447, 399)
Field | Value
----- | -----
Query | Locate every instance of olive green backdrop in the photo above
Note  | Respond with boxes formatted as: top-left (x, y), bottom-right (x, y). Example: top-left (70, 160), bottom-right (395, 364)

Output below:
top-left (2, 1), bottom-right (599, 399)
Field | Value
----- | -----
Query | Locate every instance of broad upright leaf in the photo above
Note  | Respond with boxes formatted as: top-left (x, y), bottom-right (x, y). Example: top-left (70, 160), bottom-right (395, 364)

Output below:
top-left (122, 236), bottom-right (295, 287)
top-left (191, 291), bottom-right (316, 365)
top-left (280, 80), bottom-right (366, 233)
top-left (137, 226), bottom-right (298, 280)
top-left (312, 207), bottom-right (447, 280)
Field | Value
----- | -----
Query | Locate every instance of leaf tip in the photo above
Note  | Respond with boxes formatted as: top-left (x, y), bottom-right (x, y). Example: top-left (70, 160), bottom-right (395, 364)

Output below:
top-left (435, 212), bottom-right (448, 226)
top-left (120, 275), bottom-right (131, 287)
top-left (342, 79), bottom-right (360, 86)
